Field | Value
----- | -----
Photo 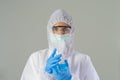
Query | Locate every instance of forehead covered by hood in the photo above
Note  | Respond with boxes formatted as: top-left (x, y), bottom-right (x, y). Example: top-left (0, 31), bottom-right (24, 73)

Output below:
top-left (47, 9), bottom-right (74, 31)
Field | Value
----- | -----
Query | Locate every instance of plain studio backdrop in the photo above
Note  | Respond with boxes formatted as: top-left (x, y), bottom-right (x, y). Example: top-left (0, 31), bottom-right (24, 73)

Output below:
top-left (0, 0), bottom-right (120, 80)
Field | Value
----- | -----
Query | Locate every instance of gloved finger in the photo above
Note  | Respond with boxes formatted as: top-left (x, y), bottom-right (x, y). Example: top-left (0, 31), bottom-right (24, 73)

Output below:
top-left (56, 65), bottom-right (61, 73)
top-left (47, 57), bottom-right (60, 64)
top-left (54, 54), bottom-right (62, 59)
top-left (50, 62), bottom-right (59, 68)
top-left (52, 66), bottom-right (58, 75)
top-left (45, 67), bottom-right (52, 74)
top-left (52, 65), bottom-right (61, 74)
top-left (45, 62), bottom-right (58, 72)
top-left (50, 58), bottom-right (61, 64)
top-left (64, 60), bottom-right (68, 67)
top-left (50, 48), bottom-right (57, 58)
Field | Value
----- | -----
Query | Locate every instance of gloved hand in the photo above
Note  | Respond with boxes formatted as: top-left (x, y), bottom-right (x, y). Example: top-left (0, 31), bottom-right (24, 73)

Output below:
top-left (52, 60), bottom-right (72, 80)
top-left (45, 48), bottom-right (62, 74)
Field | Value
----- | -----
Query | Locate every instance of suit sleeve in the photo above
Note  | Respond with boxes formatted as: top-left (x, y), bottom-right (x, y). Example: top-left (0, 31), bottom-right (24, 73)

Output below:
top-left (20, 54), bottom-right (40, 80)
top-left (21, 54), bottom-right (55, 80)
top-left (84, 55), bottom-right (100, 80)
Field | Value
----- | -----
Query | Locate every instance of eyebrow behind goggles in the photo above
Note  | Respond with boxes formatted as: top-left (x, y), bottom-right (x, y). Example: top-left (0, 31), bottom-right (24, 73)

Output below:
top-left (52, 26), bottom-right (71, 31)
top-left (53, 26), bottom-right (71, 28)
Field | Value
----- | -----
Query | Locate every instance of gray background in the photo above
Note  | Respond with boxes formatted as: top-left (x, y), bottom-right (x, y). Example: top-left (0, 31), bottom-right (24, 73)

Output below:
top-left (0, 0), bottom-right (120, 80)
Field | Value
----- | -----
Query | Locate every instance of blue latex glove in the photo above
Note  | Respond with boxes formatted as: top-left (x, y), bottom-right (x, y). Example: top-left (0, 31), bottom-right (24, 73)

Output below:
top-left (45, 48), bottom-right (62, 74)
top-left (52, 60), bottom-right (72, 80)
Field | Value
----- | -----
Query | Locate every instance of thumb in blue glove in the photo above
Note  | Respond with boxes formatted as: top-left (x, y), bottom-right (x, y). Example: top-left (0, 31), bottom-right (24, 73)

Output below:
top-left (52, 60), bottom-right (72, 80)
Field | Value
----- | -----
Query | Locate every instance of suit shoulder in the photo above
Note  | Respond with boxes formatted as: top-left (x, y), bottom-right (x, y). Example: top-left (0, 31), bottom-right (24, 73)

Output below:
top-left (29, 48), bottom-right (49, 59)
top-left (73, 51), bottom-right (91, 61)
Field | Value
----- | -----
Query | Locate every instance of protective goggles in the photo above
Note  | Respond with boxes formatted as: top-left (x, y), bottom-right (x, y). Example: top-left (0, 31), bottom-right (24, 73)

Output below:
top-left (52, 26), bottom-right (71, 32)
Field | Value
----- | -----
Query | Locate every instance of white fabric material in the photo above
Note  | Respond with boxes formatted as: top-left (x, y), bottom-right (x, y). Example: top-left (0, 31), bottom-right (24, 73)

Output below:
top-left (50, 33), bottom-right (72, 62)
top-left (21, 9), bottom-right (100, 80)
top-left (21, 49), bottom-right (100, 80)
top-left (47, 9), bottom-right (74, 61)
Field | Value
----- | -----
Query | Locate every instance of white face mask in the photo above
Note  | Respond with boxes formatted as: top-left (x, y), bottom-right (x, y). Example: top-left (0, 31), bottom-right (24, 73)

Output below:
top-left (50, 34), bottom-right (70, 43)
top-left (50, 33), bottom-right (71, 62)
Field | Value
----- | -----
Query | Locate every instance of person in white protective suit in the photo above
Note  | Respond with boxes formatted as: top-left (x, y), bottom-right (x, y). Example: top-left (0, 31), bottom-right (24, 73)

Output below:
top-left (21, 9), bottom-right (100, 80)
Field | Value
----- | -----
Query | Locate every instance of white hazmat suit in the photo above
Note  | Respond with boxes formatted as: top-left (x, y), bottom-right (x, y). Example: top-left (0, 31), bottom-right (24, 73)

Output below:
top-left (21, 9), bottom-right (100, 80)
